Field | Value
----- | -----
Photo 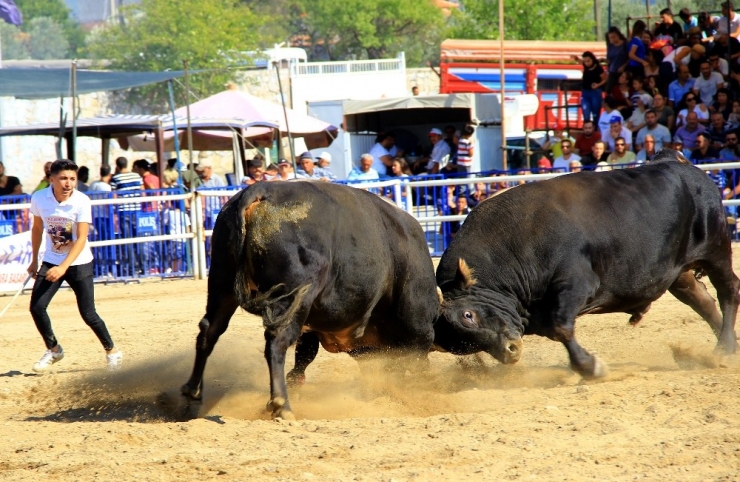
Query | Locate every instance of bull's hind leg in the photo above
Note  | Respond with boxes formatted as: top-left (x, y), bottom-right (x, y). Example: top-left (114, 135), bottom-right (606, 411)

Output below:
top-left (668, 270), bottom-right (724, 337)
top-left (286, 332), bottom-right (319, 386)
top-left (263, 284), bottom-right (313, 420)
top-left (702, 260), bottom-right (740, 354)
top-left (181, 293), bottom-right (239, 404)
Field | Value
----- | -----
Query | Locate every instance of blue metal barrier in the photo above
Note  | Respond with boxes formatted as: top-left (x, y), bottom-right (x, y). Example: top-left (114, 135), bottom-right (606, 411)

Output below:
top-left (197, 186), bottom-right (242, 269)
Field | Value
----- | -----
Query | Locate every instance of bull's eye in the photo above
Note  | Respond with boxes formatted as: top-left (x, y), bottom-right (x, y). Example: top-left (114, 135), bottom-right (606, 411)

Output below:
top-left (463, 311), bottom-right (473, 320)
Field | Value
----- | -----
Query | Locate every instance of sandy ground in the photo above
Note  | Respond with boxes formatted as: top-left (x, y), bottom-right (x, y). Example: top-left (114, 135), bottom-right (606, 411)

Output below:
top-left (1, 255), bottom-right (740, 482)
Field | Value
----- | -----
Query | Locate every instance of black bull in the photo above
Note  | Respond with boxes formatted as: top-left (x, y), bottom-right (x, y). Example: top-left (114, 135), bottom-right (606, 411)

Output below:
top-left (182, 181), bottom-right (438, 419)
top-left (435, 156), bottom-right (739, 377)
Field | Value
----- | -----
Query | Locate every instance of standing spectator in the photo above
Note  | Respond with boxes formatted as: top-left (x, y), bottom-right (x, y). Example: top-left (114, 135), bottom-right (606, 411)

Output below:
top-left (693, 60), bottom-right (726, 106)
top-left (456, 125), bottom-right (475, 175)
top-left (581, 140), bottom-right (609, 166)
top-left (242, 158), bottom-right (266, 185)
top-left (716, 1), bottom-right (740, 38)
top-left (720, 131), bottom-right (740, 159)
top-left (347, 154), bottom-right (380, 181)
top-left (26, 159), bottom-right (122, 372)
top-left (636, 109), bottom-right (672, 151)
top-left (162, 168), bottom-right (180, 188)
top-left (610, 71), bottom-right (634, 117)
top-left (603, 116), bottom-right (633, 151)
top-left (636, 134), bottom-right (658, 162)
top-left (413, 128), bottom-right (451, 174)
top-left (0, 161), bottom-right (22, 196)
top-left (679, 8), bottom-right (698, 33)
top-left (687, 44), bottom-right (706, 78)
top-left (652, 93), bottom-right (676, 130)
top-left (668, 65), bottom-right (695, 109)
top-left (675, 111), bottom-right (707, 150)
top-left (576, 51), bottom-right (607, 123)
top-left (88, 165), bottom-right (112, 193)
top-left (605, 27), bottom-right (629, 92)
top-left (607, 137), bottom-right (637, 166)
top-left (653, 8), bottom-right (684, 45)
top-left (676, 92), bottom-right (709, 129)
top-left (699, 12), bottom-right (719, 41)
top-left (273, 159), bottom-right (297, 180)
top-left (110, 156), bottom-right (144, 275)
top-left (627, 20), bottom-right (648, 78)
top-left (369, 132), bottom-right (395, 176)
top-left (411, 86), bottom-right (419, 96)
top-left (574, 121), bottom-right (602, 158)
top-left (76, 166), bottom-right (90, 192)
top-left (33, 162), bottom-right (52, 193)
top-left (552, 140), bottom-right (581, 170)
top-left (627, 93), bottom-right (652, 136)
top-left (195, 159), bottom-right (225, 188)
top-left (133, 159), bottom-right (160, 190)
top-left (690, 132), bottom-right (720, 162)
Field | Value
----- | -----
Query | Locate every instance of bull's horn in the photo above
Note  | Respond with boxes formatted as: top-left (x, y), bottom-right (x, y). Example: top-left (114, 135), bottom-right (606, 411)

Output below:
top-left (457, 258), bottom-right (477, 288)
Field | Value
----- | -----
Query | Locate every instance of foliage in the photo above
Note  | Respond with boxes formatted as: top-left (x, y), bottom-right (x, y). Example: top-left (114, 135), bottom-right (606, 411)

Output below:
top-left (87, 0), bottom-right (278, 110)
top-left (289, 0), bottom-right (448, 65)
top-left (0, 23), bottom-right (30, 60)
top-left (450, 0), bottom-right (596, 41)
top-left (27, 17), bottom-right (69, 60)
top-left (15, 0), bottom-right (85, 56)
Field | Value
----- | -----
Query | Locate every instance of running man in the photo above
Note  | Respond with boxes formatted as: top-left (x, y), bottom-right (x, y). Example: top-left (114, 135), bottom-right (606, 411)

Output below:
top-left (27, 159), bottom-right (123, 372)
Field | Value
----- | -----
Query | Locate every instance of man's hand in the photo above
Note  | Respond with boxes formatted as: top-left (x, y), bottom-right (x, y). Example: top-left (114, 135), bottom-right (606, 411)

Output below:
top-left (45, 266), bottom-right (67, 283)
top-left (27, 260), bottom-right (38, 279)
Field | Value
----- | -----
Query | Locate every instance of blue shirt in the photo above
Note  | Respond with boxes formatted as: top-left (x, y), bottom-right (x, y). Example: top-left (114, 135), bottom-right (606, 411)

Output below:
top-left (668, 79), bottom-right (695, 105)
top-left (347, 167), bottom-right (379, 181)
top-left (627, 37), bottom-right (645, 68)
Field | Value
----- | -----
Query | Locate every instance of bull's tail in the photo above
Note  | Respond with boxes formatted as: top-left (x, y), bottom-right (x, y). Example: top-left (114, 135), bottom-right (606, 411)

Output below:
top-left (228, 185), bottom-right (269, 312)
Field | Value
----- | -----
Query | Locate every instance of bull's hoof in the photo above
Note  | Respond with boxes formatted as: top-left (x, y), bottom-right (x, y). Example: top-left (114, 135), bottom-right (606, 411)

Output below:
top-left (714, 338), bottom-right (738, 356)
top-left (266, 397), bottom-right (295, 420)
top-left (591, 356), bottom-right (609, 378)
top-left (180, 383), bottom-right (202, 401)
top-left (286, 370), bottom-right (306, 387)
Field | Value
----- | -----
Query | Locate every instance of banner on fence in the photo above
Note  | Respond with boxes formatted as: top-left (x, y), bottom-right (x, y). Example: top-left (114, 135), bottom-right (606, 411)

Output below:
top-left (0, 230), bottom-right (35, 292)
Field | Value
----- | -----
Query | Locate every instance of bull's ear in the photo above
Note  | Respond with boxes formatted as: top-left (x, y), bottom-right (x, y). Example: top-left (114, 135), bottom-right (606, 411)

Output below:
top-left (455, 258), bottom-right (477, 289)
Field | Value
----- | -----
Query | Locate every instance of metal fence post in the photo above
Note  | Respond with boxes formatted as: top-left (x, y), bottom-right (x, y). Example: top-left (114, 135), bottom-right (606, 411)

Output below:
top-left (195, 193), bottom-right (208, 279)
top-left (191, 192), bottom-right (203, 280)
top-left (392, 180), bottom-right (403, 209)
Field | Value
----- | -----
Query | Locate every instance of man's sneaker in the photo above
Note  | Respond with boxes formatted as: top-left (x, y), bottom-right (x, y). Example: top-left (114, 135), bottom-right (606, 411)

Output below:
top-left (106, 350), bottom-right (123, 371)
top-left (33, 346), bottom-right (64, 373)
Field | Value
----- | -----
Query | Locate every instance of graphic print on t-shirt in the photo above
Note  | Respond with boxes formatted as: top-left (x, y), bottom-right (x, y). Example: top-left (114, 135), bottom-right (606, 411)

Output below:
top-left (46, 216), bottom-right (74, 255)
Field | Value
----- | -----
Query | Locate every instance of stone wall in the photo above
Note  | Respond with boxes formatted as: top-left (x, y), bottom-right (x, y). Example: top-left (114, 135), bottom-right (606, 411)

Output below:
top-left (0, 66), bottom-right (439, 189)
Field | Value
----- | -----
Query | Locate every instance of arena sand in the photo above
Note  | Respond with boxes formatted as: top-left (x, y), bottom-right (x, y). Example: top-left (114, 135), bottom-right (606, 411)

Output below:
top-left (0, 257), bottom-right (739, 481)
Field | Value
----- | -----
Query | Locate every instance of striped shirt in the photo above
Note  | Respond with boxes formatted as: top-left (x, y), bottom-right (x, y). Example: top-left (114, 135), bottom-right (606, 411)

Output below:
top-left (110, 171), bottom-right (143, 212)
top-left (457, 137), bottom-right (474, 167)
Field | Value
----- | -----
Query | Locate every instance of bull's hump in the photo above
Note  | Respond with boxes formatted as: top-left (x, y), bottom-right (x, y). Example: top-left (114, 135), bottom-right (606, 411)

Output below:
top-left (248, 200), bottom-right (311, 249)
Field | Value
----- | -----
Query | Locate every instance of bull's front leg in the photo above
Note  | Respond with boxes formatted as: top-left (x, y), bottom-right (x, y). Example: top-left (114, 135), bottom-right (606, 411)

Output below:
top-left (265, 322), bottom-right (303, 420)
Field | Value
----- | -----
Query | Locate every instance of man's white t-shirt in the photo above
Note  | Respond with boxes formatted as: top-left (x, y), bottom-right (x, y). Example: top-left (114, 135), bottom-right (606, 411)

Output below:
top-left (553, 154), bottom-right (582, 170)
top-left (368, 143), bottom-right (390, 176)
top-left (30, 187), bottom-right (93, 266)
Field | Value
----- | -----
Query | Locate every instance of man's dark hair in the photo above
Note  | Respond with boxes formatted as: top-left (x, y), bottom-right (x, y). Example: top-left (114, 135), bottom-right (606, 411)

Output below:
top-left (100, 165), bottom-right (111, 177)
top-left (660, 8), bottom-right (673, 16)
top-left (167, 158), bottom-right (178, 169)
top-left (50, 159), bottom-right (78, 175)
top-left (78, 166), bottom-right (90, 183)
top-left (723, 1), bottom-right (734, 10)
top-left (115, 156), bottom-right (128, 169)
top-left (133, 159), bottom-right (150, 172)
top-left (679, 7), bottom-right (691, 19)
top-left (615, 136), bottom-right (626, 144)
top-left (247, 158), bottom-right (264, 169)
top-left (645, 109), bottom-right (657, 116)
top-left (697, 132), bottom-right (712, 142)
top-left (463, 125), bottom-right (475, 136)
top-left (603, 96), bottom-right (617, 109)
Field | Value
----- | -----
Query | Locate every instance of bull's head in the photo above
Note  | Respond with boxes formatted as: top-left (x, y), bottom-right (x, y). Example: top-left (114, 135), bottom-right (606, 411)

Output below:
top-left (435, 259), bottom-right (525, 364)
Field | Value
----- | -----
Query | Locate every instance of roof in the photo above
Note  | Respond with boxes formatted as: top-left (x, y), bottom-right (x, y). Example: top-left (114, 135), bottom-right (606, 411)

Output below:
top-left (342, 94), bottom-right (477, 116)
top-left (440, 39), bottom-right (608, 63)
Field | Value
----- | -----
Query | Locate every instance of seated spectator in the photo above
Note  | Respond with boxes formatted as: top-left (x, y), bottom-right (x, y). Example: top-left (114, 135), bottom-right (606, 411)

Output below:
top-left (369, 133), bottom-right (395, 176)
top-left (316, 151), bottom-right (337, 181)
top-left (574, 120), bottom-right (601, 158)
top-left (720, 132), bottom-right (740, 159)
top-left (273, 159), bottom-right (297, 180)
top-left (542, 123), bottom-right (574, 159)
top-left (598, 97), bottom-right (623, 137)
top-left (296, 152), bottom-right (330, 181)
top-left (607, 137), bottom-right (637, 166)
top-left (413, 128), bottom-right (451, 175)
top-left (581, 140), bottom-right (609, 166)
top-left (263, 163), bottom-right (278, 180)
top-left (672, 137), bottom-right (692, 158)
top-left (569, 160), bottom-right (583, 172)
top-left (679, 8), bottom-right (698, 32)
top-left (610, 71), bottom-right (634, 118)
top-left (77, 166), bottom-right (90, 192)
top-left (690, 132), bottom-right (720, 162)
top-left (686, 44), bottom-right (706, 78)
top-left (348, 154), bottom-right (380, 181)
top-left (636, 134), bottom-right (658, 163)
top-left (676, 92), bottom-right (710, 129)
top-left (390, 158), bottom-right (412, 177)
top-left (698, 11), bottom-right (719, 40)
top-left (693, 60), bottom-right (726, 106)
top-left (708, 53), bottom-right (730, 81)
top-left (654, 8), bottom-right (684, 45)
top-left (603, 116), bottom-right (633, 151)
top-left (552, 140), bottom-right (581, 170)
top-left (467, 182), bottom-right (489, 207)
top-left (651, 93), bottom-right (675, 131)
top-left (627, 93), bottom-right (652, 136)
top-left (536, 158), bottom-right (553, 172)
top-left (162, 167), bottom-right (180, 188)
top-left (0, 161), bottom-right (22, 196)
top-left (637, 109), bottom-right (672, 151)
top-left (675, 111), bottom-right (707, 150)
top-left (195, 159), bottom-right (226, 188)
top-left (710, 88), bottom-right (733, 120)
top-left (242, 158), bottom-right (266, 185)
top-left (707, 111), bottom-right (732, 151)
top-left (33, 161), bottom-right (52, 193)
top-left (668, 65), bottom-right (695, 110)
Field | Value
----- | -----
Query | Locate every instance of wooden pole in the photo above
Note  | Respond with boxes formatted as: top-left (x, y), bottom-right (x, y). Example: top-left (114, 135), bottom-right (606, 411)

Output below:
top-left (499, 0), bottom-right (507, 171)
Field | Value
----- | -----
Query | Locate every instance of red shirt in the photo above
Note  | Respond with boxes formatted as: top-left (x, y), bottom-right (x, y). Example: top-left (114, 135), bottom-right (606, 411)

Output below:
top-left (143, 173), bottom-right (160, 190)
top-left (574, 131), bottom-right (602, 157)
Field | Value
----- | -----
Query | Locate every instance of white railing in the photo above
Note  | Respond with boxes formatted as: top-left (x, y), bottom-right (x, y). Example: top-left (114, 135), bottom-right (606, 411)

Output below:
top-left (290, 53), bottom-right (405, 77)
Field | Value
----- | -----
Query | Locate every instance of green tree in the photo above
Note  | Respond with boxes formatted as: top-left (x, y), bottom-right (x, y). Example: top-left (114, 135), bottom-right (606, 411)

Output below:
top-left (450, 0), bottom-right (595, 42)
top-left (0, 23), bottom-right (30, 60)
top-left (291, 0), bottom-right (448, 65)
top-left (15, 0), bottom-right (86, 56)
top-left (27, 17), bottom-right (69, 59)
top-left (88, 0), bottom-right (278, 110)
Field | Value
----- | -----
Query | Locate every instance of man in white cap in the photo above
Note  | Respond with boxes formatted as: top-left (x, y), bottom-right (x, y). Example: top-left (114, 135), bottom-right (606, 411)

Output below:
top-left (195, 159), bottom-right (226, 188)
top-left (413, 127), bottom-right (450, 174)
top-left (316, 151), bottom-right (337, 181)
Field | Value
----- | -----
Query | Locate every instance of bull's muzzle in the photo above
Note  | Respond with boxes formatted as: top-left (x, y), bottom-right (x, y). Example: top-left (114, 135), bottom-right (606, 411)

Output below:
top-left (501, 337), bottom-right (523, 364)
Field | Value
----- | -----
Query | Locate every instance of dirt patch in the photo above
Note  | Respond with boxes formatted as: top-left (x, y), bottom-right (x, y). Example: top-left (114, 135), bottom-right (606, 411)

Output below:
top-left (1, 254), bottom-right (740, 481)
